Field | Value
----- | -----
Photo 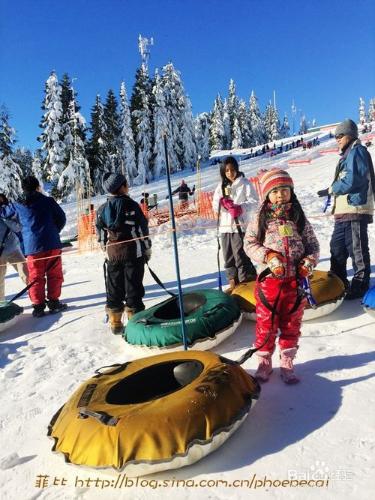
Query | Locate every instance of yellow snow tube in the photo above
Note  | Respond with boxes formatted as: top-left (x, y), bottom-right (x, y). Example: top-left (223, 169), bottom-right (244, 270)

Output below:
top-left (48, 350), bottom-right (260, 476)
top-left (231, 270), bottom-right (345, 321)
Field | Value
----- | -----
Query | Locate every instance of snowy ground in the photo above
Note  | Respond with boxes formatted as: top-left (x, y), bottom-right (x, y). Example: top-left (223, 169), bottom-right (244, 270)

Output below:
top-left (1, 132), bottom-right (374, 500)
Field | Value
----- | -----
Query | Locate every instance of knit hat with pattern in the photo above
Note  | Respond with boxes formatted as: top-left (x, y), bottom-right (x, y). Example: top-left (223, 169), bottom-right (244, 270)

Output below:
top-left (258, 168), bottom-right (294, 200)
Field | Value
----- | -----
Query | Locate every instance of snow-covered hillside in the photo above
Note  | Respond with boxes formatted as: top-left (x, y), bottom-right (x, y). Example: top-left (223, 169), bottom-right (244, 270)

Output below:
top-left (1, 132), bottom-right (374, 500)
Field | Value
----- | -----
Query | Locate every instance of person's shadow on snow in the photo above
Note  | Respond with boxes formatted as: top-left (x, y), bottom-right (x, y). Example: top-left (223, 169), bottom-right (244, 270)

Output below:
top-left (154, 350), bottom-right (375, 478)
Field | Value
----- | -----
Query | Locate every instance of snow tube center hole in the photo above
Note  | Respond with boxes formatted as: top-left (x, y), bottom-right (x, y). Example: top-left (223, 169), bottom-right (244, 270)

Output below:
top-left (153, 293), bottom-right (207, 320)
top-left (106, 360), bottom-right (204, 404)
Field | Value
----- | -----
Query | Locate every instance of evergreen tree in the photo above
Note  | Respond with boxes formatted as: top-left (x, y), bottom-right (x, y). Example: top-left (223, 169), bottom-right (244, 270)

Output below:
top-left (131, 66), bottom-right (153, 181)
top-left (32, 149), bottom-right (45, 187)
top-left (0, 106), bottom-right (22, 198)
top-left (359, 97), bottom-right (366, 125)
top-left (87, 95), bottom-right (108, 194)
top-left (119, 81), bottom-right (137, 183)
top-left (58, 93), bottom-right (90, 200)
top-left (368, 98), bottom-right (375, 122)
top-left (181, 95), bottom-right (197, 168)
top-left (237, 99), bottom-right (252, 148)
top-left (209, 94), bottom-right (225, 152)
top-left (13, 147), bottom-right (33, 176)
top-left (222, 99), bottom-right (231, 149)
top-left (249, 91), bottom-right (265, 146)
top-left (227, 79), bottom-right (239, 142)
top-left (231, 116), bottom-right (243, 149)
top-left (152, 72), bottom-right (168, 178)
top-left (264, 101), bottom-right (280, 142)
top-left (299, 114), bottom-right (308, 134)
top-left (104, 89), bottom-right (121, 172)
top-left (195, 112), bottom-right (210, 161)
top-left (280, 114), bottom-right (290, 138)
top-left (38, 71), bottom-right (66, 194)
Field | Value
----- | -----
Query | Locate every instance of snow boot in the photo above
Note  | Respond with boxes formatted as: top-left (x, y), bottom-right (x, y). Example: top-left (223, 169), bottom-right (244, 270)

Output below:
top-left (47, 300), bottom-right (68, 314)
top-left (32, 303), bottom-right (46, 318)
top-left (254, 351), bottom-right (273, 382)
top-left (125, 306), bottom-right (137, 321)
top-left (106, 307), bottom-right (124, 335)
top-left (280, 347), bottom-right (300, 384)
top-left (225, 278), bottom-right (237, 295)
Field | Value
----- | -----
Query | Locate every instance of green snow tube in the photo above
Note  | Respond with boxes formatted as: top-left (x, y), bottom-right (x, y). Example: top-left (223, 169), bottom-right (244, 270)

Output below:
top-left (0, 301), bottom-right (23, 333)
top-left (124, 289), bottom-right (242, 352)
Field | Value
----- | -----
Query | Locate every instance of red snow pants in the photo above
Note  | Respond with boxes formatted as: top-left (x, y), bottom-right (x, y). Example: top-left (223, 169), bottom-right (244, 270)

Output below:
top-left (27, 249), bottom-right (63, 305)
top-left (255, 276), bottom-right (306, 353)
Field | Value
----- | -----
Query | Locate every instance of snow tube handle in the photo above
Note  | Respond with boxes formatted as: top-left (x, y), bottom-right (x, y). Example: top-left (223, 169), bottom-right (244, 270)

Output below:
top-left (78, 408), bottom-right (119, 426)
top-left (94, 363), bottom-right (129, 377)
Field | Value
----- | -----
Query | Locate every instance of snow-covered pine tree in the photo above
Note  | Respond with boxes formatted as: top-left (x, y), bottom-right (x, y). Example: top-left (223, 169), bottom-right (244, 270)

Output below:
top-left (222, 99), bottom-right (231, 150)
top-left (238, 99), bottom-right (252, 148)
top-left (264, 101), bottom-right (280, 142)
top-left (359, 97), bottom-right (367, 125)
top-left (249, 91), bottom-right (265, 146)
top-left (160, 62), bottom-right (189, 171)
top-left (131, 66), bottom-right (153, 182)
top-left (104, 89), bottom-right (121, 173)
top-left (227, 79), bottom-right (240, 144)
top-left (369, 98), bottom-right (375, 122)
top-left (87, 95), bottom-right (108, 194)
top-left (194, 112), bottom-right (210, 161)
top-left (279, 114), bottom-right (290, 139)
top-left (299, 114), bottom-right (308, 134)
top-left (32, 149), bottom-right (45, 188)
top-left (181, 95), bottom-right (197, 169)
top-left (119, 81), bottom-right (137, 183)
top-left (0, 106), bottom-right (22, 198)
top-left (58, 93), bottom-right (90, 201)
top-left (13, 147), bottom-right (33, 176)
top-left (209, 94), bottom-right (225, 152)
top-left (152, 72), bottom-right (168, 178)
top-left (38, 71), bottom-right (66, 196)
top-left (231, 116), bottom-right (243, 149)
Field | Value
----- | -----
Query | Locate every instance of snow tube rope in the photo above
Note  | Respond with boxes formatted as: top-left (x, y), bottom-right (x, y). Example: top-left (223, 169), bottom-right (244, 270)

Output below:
top-left (48, 350), bottom-right (260, 477)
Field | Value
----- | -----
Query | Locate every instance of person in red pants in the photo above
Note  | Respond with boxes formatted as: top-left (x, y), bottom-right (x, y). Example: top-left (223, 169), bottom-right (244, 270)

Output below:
top-left (0, 176), bottom-right (67, 317)
top-left (244, 169), bottom-right (320, 384)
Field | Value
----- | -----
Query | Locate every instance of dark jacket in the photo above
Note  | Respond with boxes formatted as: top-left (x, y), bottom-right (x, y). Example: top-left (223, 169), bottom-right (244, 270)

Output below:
top-left (0, 192), bottom-right (66, 256)
top-left (96, 194), bottom-right (151, 262)
top-left (171, 183), bottom-right (195, 201)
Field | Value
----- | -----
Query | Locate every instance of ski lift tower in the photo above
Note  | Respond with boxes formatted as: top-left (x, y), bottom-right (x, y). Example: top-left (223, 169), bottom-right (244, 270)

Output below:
top-left (138, 34), bottom-right (154, 73)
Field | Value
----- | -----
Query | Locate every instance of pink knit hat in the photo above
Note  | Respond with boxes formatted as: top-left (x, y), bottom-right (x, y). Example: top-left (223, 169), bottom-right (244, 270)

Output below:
top-left (258, 168), bottom-right (294, 200)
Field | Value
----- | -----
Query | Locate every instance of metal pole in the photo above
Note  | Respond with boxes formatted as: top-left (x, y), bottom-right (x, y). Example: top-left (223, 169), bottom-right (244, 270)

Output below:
top-left (163, 134), bottom-right (188, 350)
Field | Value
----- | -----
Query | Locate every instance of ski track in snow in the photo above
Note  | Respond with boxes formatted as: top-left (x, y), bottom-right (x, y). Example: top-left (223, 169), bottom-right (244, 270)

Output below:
top-left (1, 133), bottom-right (375, 500)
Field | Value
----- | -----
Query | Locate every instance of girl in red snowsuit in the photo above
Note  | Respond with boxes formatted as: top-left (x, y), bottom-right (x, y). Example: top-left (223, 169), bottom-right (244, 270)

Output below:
top-left (245, 169), bottom-right (319, 384)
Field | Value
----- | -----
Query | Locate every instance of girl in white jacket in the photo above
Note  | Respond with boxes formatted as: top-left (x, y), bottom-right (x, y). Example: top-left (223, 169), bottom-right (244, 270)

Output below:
top-left (212, 156), bottom-right (258, 292)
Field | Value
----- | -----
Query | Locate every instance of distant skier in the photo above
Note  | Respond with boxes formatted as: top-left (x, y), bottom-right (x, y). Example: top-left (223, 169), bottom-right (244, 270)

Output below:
top-left (0, 176), bottom-right (67, 317)
top-left (166, 180), bottom-right (195, 211)
top-left (212, 156), bottom-right (258, 294)
top-left (245, 169), bottom-right (320, 384)
top-left (317, 119), bottom-right (374, 299)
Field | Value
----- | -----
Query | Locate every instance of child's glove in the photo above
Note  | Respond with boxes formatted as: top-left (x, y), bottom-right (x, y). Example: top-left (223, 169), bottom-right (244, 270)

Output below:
top-left (317, 188), bottom-right (329, 197)
top-left (228, 204), bottom-right (243, 218)
top-left (144, 248), bottom-right (152, 262)
top-left (266, 251), bottom-right (285, 277)
top-left (298, 258), bottom-right (315, 277)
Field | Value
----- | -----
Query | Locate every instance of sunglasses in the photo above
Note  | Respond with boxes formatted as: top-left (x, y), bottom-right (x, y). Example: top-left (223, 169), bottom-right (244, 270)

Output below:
top-left (335, 134), bottom-right (345, 140)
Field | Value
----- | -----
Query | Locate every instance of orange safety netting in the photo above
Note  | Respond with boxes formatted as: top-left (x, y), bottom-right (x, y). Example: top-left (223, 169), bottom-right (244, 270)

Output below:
top-left (78, 209), bottom-right (99, 252)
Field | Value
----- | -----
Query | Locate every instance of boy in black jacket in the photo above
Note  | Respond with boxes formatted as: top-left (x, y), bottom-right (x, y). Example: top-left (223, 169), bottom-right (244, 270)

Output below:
top-left (96, 173), bottom-right (151, 334)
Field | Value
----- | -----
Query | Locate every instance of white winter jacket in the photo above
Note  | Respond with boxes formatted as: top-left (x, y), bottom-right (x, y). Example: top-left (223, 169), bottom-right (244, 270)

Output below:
top-left (212, 175), bottom-right (258, 233)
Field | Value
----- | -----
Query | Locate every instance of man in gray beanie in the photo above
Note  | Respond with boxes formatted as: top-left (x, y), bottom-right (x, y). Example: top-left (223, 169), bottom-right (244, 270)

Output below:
top-left (96, 172), bottom-right (152, 333)
top-left (317, 118), bottom-right (375, 299)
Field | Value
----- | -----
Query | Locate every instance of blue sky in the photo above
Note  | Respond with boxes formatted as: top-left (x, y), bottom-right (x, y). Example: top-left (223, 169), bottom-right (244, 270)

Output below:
top-left (1, 0), bottom-right (374, 151)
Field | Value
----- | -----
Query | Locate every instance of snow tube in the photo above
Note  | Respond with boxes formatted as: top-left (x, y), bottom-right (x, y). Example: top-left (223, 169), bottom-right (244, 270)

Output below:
top-left (47, 350), bottom-right (260, 476)
top-left (0, 301), bottom-right (23, 332)
top-left (362, 286), bottom-right (375, 318)
top-left (124, 289), bottom-right (242, 351)
top-left (231, 270), bottom-right (345, 321)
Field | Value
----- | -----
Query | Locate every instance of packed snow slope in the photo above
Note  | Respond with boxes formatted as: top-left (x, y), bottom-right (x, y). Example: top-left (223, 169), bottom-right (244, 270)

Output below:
top-left (1, 132), bottom-right (374, 500)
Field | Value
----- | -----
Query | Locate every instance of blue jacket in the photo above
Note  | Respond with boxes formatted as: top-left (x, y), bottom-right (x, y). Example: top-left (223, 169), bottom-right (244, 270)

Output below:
top-left (0, 192), bottom-right (66, 256)
top-left (331, 142), bottom-right (374, 207)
